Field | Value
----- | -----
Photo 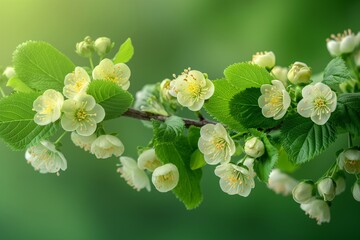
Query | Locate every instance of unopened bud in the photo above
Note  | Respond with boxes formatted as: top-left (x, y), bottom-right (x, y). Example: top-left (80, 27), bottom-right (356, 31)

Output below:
top-left (252, 51), bottom-right (275, 69)
top-left (244, 137), bottom-right (265, 158)
top-left (3, 67), bottom-right (16, 79)
top-left (352, 181), bottom-right (360, 202)
top-left (94, 37), bottom-right (114, 57)
top-left (317, 177), bottom-right (336, 201)
top-left (287, 62), bottom-right (312, 85)
top-left (292, 181), bottom-right (314, 204)
top-left (76, 36), bottom-right (94, 58)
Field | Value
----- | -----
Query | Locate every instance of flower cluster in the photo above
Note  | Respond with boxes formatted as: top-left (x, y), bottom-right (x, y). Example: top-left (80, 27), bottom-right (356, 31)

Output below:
top-left (326, 29), bottom-right (360, 57)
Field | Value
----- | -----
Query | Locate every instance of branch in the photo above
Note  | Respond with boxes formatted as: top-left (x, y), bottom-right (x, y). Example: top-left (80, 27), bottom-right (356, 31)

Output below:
top-left (122, 108), bottom-right (215, 128)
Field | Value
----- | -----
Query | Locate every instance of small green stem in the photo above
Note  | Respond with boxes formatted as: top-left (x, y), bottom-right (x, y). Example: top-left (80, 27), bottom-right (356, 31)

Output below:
top-left (348, 133), bottom-right (353, 148)
top-left (0, 86), bottom-right (5, 97)
top-left (194, 111), bottom-right (204, 121)
top-left (54, 131), bottom-right (68, 145)
top-left (89, 57), bottom-right (95, 70)
top-left (231, 132), bottom-right (244, 139)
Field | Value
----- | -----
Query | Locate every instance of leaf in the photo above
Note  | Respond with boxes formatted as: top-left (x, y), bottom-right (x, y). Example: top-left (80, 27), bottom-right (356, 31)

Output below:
top-left (13, 41), bottom-right (75, 92)
top-left (153, 120), bottom-right (203, 209)
top-left (332, 93), bottom-right (360, 136)
top-left (280, 115), bottom-right (337, 164)
top-left (6, 77), bottom-right (34, 93)
top-left (204, 79), bottom-right (245, 132)
top-left (249, 129), bottom-right (278, 182)
top-left (190, 149), bottom-right (206, 170)
top-left (187, 126), bottom-right (200, 149)
top-left (275, 148), bottom-right (298, 173)
top-left (152, 116), bottom-right (185, 143)
top-left (87, 80), bottom-right (134, 120)
top-left (323, 57), bottom-right (351, 86)
top-left (229, 88), bottom-right (280, 129)
top-left (113, 38), bottom-right (134, 64)
top-left (224, 62), bottom-right (273, 91)
top-left (0, 92), bottom-right (58, 150)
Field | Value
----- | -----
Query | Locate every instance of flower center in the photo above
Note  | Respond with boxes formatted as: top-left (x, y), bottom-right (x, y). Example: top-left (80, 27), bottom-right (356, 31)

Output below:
top-left (314, 98), bottom-right (326, 108)
top-left (76, 109), bottom-right (88, 121)
top-left (159, 172), bottom-right (175, 182)
top-left (213, 138), bottom-right (226, 150)
top-left (187, 82), bottom-right (202, 97)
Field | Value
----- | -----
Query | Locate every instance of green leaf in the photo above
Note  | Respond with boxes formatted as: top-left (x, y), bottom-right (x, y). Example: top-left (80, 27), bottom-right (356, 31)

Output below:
top-left (152, 116), bottom-right (185, 143)
top-left (190, 149), bottom-right (206, 170)
top-left (229, 88), bottom-right (280, 129)
top-left (249, 129), bottom-right (278, 182)
top-left (6, 77), bottom-right (34, 93)
top-left (13, 41), bottom-right (75, 92)
top-left (275, 147), bottom-right (298, 173)
top-left (332, 93), bottom-right (360, 136)
top-left (224, 62), bottom-right (273, 91)
top-left (153, 120), bottom-right (202, 209)
top-left (204, 79), bottom-right (245, 132)
top-left (323, 57), bottom-right (351, 86)
top-left (187, 126), bottom-right (200, 149)
top-left (280, 115), bottom-right (337, 164)
top-left (113, 38), bottom-right (134, 64)
top-left (87, 80), bottom-right (133, 120)
top-left (0, 92), bottom-right (58, 150)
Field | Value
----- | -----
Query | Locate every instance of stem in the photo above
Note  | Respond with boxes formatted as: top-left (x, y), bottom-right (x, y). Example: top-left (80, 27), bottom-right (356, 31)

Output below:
top-left (195, 111), bottom-right (205, 121)
top-left (0, 86), bottom-right (5, 97)
top-left (231, 132), bottom-right (244, 139)
top-left (348, 133), bottom-right (353, 148)
top-left (54, 131), bottom-right (68, 145)
top-left (89, 57), bottom-right (94, 70)
top-left (122, 108), bottom-right (215, 128)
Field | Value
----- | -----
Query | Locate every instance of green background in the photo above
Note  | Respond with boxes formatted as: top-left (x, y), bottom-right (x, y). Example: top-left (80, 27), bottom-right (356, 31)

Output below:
top-left (0, 0), bottom-right (359, 239)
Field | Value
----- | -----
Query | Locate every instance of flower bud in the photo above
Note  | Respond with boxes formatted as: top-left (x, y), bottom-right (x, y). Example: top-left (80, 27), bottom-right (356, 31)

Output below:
top-left (91, 135), bottom-right (125, 159)
top-left (75, 36), bottom-right (94, 58)
top-left (137, 148), bottom-right (162, 172)
top-left (352, 181), bottom-right (360, 202)
top-left (292, 181), bottom-right (314, 204)
top-left (340, 35), bottom-right (356, 54)
top-left (94, 37), bottom-right (114, 57)
top-left (152, 163), bottom-right (179, 192)
top-left (160, 79), bottom-right (174, 102)
top-left (326, 40), bottom-right (341, 57)
top-left (252, 51), bottom-right (276, 69)
top-left (338, 148), bottom-right (360, 174)
top-left (334, 175), bottom-right (346, 195)
top-left (287, 61), bottom-right (312, 85)
top-left (271, 66), bottom-right (288, 86)
top-left (317, 177), bottom-right (336, 201)
top-left (3, 67), bottom-right (15, 79)
top-left (244, 137), bottom-right (265, 158)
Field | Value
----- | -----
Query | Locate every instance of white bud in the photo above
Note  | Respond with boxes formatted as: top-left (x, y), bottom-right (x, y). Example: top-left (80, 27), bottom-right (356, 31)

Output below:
top-left (244, 137), bottom-right (265, 158)
top-left (152, 163), bottom-right (179, 192)
top-left (271, 66), bottom-right (288, 86)
top-left (335, 176), bottom-right (346, 195)
top-left (3, 67), bottom-right (16, 79)
top-left (252, 51), bottom-right (275, 69)
top-left (292, 181), bottom-right (314, 204)
top-left (75, 36), bottom-right (94, 58)
top-left (94, 37), bottom-right (114, 57)
top-left (287, 61), bottom-right (312, 85)
top-left (91, 135), bottom-right (125, 159)
top-left (317, 177), bottom-right (336, 201)
top-left (137, 148), bottom-right (162, 172)
top-left (326, 40), bottom-right (341, 57)
top-left (352, 181), bottom-right (360, 202)
top-left (340, 35), bottom-right (356, 54)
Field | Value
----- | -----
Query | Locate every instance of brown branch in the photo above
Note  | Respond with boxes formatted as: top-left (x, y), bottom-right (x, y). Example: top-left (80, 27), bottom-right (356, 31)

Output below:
top-left (122, 108), bottom-right (215, 128)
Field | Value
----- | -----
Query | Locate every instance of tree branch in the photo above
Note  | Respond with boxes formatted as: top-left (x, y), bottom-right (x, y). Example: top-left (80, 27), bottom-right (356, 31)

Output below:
top-left (122, 108), bottom-right (215, 128)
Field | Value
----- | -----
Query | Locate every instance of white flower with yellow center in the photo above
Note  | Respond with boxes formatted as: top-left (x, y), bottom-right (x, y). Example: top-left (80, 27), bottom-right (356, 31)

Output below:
top-left (152, 163), bottom-right (179, 192)
top-left (61, 94), bottom-right (105, 136)
top-left (71, 132), bottom-right (97, 152)
top-left (326, 29), bottom-right (357, 56)
top-left (117, 156), bottom-right (151, 192)
top-left (170, 69), bottom-right (214, 111)
top-left (91, 135), bottom-right (124, 159)
top-left (297, 82), bottom-right (337, 125)
top-left (63, 67), bottom-right (91, 99)
top-left (258, 80), bottom-right (291, 120)
top-left (198, 123), bottom-right (235, 165)
top-left (25, 140), bottom-right (67, 174)
top-left (252, 51), bottom-right (276, 69)
top-left (338, 148), bottom-right (360, 174)
top-left (92, 58), bottom-right (131, 90)
top-left (33, 89), bottom-right (64, 126)
top-left (300, 199), bottom-right (331, 225)
top-left (214, 162), bottom-right (255, 197)
top-left (138, 148), bottom-right (162, 172)
top-left (267, 169), bottom-right (298, 196)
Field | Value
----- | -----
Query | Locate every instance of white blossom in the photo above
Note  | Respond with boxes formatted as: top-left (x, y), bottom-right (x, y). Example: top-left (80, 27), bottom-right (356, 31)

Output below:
top-left (252, 51), bottom-right (275, 69)
top-left (117, 156), bottom-right (151, 191)
top-left (94, 37), bottom-right (114, 57)
top-left (137, 148), bottom-right (162, 172)
top-left (300, 199), bottom-right (330, 225)
top-left (198, 123), bottom-right (235, 165)
top-left (292, 181), bottom-right (314, 204)
top-left (338, 148), bottom-right (360, 174)
top-left (25, 140), bottom-right (67, 174)
top-left (214, 162), bottom-right (255, 197)
top-left (244, 137), bottom-right (265, 158)
top-left (71, 132), bottom-right (97, 152)
top-left (63, 67), bottom-right (91, 99)
top-left (271, 66), bottom-right (288, 86)
top-left (287, 62), bottom-right (312, 85)
top-left (61, 94), bottom-right (105, 136)
top-left (33, 89), bottom-right (64, 126)
top-left (297, 82), bottom-right (337, 125)
top-left (258, 80), bottom-right (291, 120)
top-left (170, 69), bottom-right (214, 111)
top-left (326, 29), bottom-right (357, 56)
top-left (317, 177), bottom-right (336, 201)
top-left (152, 163), bottom-right (179, 192)
top-left (92, 58), bottom-right (131, 90)
top-left (91, 135), bottom-right (124, 159)
top-left (3, 67), bottom-right (15, 79)
top-left (267, 169), bottom-right (298, 196)
top-left (352, 181), bottom-right (360, 202)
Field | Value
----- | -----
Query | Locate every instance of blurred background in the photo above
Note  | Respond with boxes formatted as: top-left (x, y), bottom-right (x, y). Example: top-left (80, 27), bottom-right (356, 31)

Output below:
top-left (0, 0), bottom-right (360, 239)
